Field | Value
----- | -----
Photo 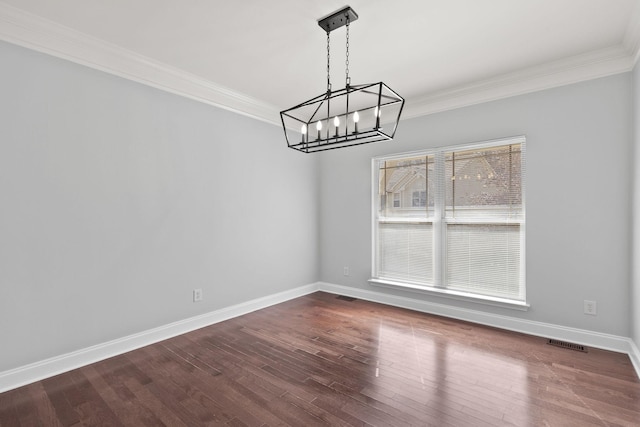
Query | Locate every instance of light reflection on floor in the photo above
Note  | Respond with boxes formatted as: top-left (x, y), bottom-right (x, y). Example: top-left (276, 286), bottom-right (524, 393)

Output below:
top-left (372, 319), bottom-right (530, 423)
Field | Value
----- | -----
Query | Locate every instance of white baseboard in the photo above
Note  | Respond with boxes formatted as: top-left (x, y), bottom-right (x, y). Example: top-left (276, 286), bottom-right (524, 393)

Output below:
top-left (318, 282), bottom-right (640, 379)
top-left (0, 283), bottom-right (319, 394)
top-left (630, 340), bottom-right (640, 378)
top-left (2, 281), bottom-right (638, 394)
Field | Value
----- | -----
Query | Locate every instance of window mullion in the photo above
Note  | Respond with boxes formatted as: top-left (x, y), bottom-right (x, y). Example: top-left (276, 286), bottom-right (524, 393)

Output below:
top-left (433, 151), bottom-right (445, 288)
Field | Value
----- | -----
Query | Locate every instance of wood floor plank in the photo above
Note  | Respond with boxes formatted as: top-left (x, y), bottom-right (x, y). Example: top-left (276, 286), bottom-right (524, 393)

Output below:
top-left (279, 391), bottom-right (353, 426)
top-left (197, 337), bottom-right (319, 403)
top-left (129, 346), bottom-right (247, 425)
top-left (40, 375), bottom-right (81, 425)
top-left (64, 368), bottom-right (124, 426)
top-left (1, 291), bottom-right (639, 426)
top-left (301, 378), bottom-right (370, 427)
top-left (12, 385), bottom-right (55, 427)
top-left (22, 382), bottom-right (62, 427)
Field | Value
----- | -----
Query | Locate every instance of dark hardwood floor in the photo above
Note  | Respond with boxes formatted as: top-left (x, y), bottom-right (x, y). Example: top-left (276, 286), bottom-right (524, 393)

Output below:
top-left (1, 291), bottom-right (639, 426)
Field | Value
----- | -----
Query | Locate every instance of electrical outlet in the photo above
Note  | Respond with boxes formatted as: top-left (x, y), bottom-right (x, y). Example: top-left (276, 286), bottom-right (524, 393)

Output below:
top-left (343, 267), bottom-right (350, 276)
top-left (193, 288), bottom-right (203, 302)
top-left (584, 300), bottom-right (597, 315)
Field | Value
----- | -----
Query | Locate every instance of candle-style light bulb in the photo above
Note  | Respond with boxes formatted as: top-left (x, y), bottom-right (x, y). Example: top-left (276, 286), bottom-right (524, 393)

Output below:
top-left (374, 106), bottom-right (381, 130)
top-left (333, 116), bottom-right (340, 137)
top-left (301, 124), bottom-right (307, 143)
top-left (316, 120), bottom-right (322, 140)
top-left (353, 111), bottom-right (359, 133)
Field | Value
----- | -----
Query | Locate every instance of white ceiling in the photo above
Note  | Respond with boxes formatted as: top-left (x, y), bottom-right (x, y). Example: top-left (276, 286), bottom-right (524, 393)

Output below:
top-left (1, 0), bottom-right (639, 124)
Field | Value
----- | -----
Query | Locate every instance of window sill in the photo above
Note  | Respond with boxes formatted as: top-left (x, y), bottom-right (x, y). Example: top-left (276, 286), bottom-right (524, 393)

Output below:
top-left (368, 278), bottom-right (530, 311)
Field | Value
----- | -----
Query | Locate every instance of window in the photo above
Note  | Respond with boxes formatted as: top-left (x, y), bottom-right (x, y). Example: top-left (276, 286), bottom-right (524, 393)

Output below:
top-left (412, 190), bottom-right (427, 207)
top-left (372, 137), bottom-right (526, 305)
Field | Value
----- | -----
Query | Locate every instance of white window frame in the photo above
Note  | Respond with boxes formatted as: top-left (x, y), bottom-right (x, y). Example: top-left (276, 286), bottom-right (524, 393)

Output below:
top-left (370, 136), bottom-right (528, 311)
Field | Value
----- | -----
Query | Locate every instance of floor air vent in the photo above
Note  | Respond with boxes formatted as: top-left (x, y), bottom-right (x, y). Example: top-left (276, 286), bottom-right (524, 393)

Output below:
top-left (336, 295), bottom-right (357, 302)
top-left (547, 339), bottom-right (588, 352)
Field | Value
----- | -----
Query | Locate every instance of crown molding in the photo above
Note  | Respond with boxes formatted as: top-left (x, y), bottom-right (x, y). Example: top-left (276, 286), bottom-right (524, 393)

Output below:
top-left (403, 45), bottom-right (634, 119)
top-left (624, 0), bottom-right (640, 66)
top-left (0, 2), bottom-right (281, 125)
top-left (1, 2), bottom-right (638, 125)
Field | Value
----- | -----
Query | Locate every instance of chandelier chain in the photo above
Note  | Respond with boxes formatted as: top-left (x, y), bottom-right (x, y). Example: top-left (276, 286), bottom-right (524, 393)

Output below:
top-left (326, 31), bottom-right (331, 93)
top-left (345, 19), bottom-right (350, 86)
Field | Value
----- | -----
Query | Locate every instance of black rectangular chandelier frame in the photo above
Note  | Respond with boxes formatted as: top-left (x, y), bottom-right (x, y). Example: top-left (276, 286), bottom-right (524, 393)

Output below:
top-left (279, 6), bottom-right (405, 153)
top-left (280, 82), bottom-right (404, 153)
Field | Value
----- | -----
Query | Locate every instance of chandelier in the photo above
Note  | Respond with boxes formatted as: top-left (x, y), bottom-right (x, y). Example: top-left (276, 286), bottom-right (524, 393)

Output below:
top-left (280, 6), bottom-right (405, 153)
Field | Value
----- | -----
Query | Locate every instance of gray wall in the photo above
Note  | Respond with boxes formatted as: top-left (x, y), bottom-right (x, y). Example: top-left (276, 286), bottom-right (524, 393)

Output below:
top-left (0, 41), bottom-right (319, 372)
top-left (1, 36), bottom-right (636, 375)
top-left (320, 73), bottom-right (633, 336)
top-left (633, 63), bottom-right (640, 348)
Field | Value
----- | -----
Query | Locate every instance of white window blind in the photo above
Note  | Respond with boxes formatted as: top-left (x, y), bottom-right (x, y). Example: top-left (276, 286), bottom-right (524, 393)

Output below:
top-left (378, 222), bottom-right (434, 284)
top-left (446, 224), bottom-right (521, 299)
top-left (373, 137), bottom-right (525, 303)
